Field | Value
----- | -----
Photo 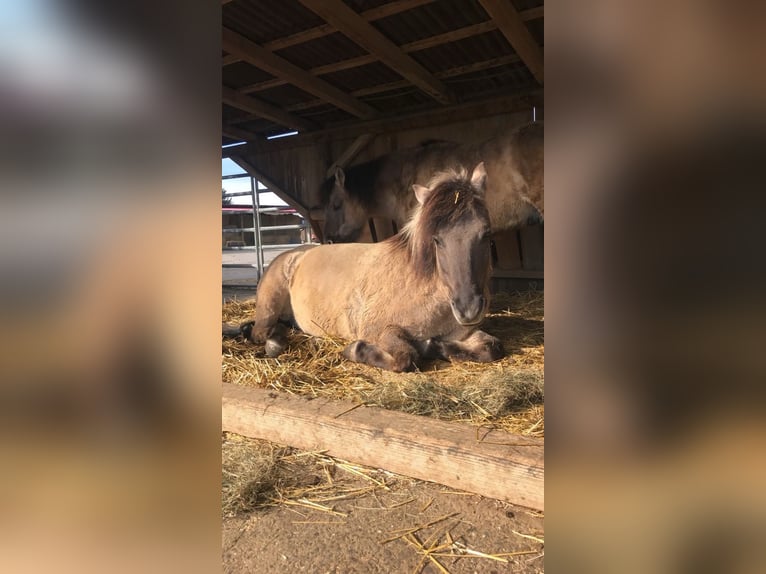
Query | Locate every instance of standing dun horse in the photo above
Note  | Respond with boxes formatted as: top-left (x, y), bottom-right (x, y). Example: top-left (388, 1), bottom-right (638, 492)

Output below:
top-left (242, 163), bottom-right (504, 372)
top-left (322, 122), bottom-right (543, 243)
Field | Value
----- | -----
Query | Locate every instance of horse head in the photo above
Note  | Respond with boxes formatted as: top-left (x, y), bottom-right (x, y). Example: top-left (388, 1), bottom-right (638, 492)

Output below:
top-left (322, 167), bottom-right (367, 243)
top-left (410, 163), bottom-right (492, 326)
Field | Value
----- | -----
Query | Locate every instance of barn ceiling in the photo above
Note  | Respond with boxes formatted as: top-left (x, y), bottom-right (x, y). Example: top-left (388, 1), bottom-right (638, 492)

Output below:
top-left (222, 0), bottom-right (544, 148)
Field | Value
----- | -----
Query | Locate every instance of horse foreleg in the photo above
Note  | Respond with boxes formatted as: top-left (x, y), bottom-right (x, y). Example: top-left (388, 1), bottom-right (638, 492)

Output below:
top-left (342, 325), bottom-right (419, 372)
top-left (429, 330), bottom-right (505, 363)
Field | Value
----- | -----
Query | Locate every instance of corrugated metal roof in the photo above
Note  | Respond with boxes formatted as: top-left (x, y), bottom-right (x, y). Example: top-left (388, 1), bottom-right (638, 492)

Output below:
top-left (273, 32), bottom-right (368, 70)
top-left (222, 0), bottom-right (543, 145)
top-left (223, 0), bottom-right (325, 44)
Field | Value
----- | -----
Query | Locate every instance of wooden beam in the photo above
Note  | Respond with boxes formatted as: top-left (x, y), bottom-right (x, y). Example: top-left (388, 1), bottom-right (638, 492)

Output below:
top-left (223, 91), bottom-right (541, 157)
top-left (222, 384), bottom-right (544, 510)
top-left (325, 133), bottom-right (375, 178)
top-left (347, 53), bottom-right (523, 100)
top-left (228, 157), bottom-right (310, 216)
top-left (479, 0), bottom-right (543, 84)
top-left (224, 0), bottom-right (435, 64)
top-left (238, 8), bottom-right (539, 96)
top-left (298, 0), bottom-right (454, 105)
top-left (224, 3), bottom-right (542, 67)
top-left (232, 54), bottom-right (522, 120)
top-left (305, 20), bottom-right (500, 78)
top-left (222, 125), bottom-right (261, 143)
top-left (404, 20), bottom-right (498, 52)
top-left (222, 54), bottom-right (239, 66)
top-left (223, 27), bottom-right (379, 119)
top-left (222, 86), bottom-right (317, 132)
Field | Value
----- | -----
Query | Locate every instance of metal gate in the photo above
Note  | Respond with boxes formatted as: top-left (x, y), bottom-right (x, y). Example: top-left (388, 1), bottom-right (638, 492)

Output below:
top-left (222, 172), bottom-right (312, 287)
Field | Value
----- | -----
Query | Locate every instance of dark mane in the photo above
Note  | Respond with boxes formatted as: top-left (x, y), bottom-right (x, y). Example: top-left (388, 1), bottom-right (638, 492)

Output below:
top-left (320, 139), bottom-right (457, 208)
top-left (320, 156), bottom-right (387, 208)
top-left (387, 171), bottom-right (489, 278)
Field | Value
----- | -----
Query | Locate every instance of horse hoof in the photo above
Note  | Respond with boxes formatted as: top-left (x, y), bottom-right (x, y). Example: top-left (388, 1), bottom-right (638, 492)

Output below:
top-left (265, 339), bottom-right (285, 357)
top-left (342, 340), bottom-right (365, 360)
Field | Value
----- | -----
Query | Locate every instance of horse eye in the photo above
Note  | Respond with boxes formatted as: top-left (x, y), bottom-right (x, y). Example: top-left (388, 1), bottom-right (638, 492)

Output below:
top-left (332, 199), bottom-right (342, 210)
top-left (433, 236), bottom-right (442, 247)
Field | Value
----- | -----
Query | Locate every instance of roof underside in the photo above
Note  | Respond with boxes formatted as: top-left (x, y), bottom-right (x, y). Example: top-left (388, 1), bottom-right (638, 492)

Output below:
top-left (222, 0), bottom-right (544, 146)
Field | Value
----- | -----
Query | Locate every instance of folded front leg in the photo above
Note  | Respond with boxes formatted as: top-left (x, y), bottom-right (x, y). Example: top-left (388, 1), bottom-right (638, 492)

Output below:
top-left (342, 325), bottom-right (419, 372)
top-left (428, 329), bottom-right (505, 363)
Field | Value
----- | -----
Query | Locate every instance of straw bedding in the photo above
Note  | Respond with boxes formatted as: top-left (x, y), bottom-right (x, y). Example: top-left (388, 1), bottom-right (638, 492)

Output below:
top-left (222, 290), bottom-right (544, 519)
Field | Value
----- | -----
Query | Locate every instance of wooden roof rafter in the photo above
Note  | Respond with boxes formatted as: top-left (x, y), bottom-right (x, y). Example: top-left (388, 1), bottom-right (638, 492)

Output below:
top-left (222, 86), bottom-right (317, 132)
top-left (297, 0), bottom-right (454, 105)
top-left (222, 0), bottom-right (436, 66)
top-left (479, 0), bottom-right (544, 84)
top-left (220, 2), bottom-right (544, 145)
top-left (227, 53), bottom-right (522, 125)
top-left (222, 27), bottom-right (379, 120)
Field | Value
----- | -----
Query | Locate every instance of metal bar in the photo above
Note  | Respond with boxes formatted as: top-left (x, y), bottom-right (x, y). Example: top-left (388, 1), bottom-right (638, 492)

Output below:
top-left (259, 224), bottom-right (306, 232)
top-left (222, 227), bottom-right (257, 233)
top-left (261, 244), bottom-right (306, 250)
top-left (222, 173), bottom-right (248, 180)
top-left (222, 263), bottom-right (260, 268)
top-left (252, 176), bottom-right (264, 278)
top-left (223, 224), bottom-right (310, 233)
top-left (222, 206), bottom-right (298, 214)
top-left (224, 190), bottom-right (257, 197)
top-left (222, 246), bottom-right (257, 251)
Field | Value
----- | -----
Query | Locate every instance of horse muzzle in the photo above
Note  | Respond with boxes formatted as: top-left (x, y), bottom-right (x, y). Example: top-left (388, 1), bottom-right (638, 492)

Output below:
top-left (450, 295), bottom-right (487, 326)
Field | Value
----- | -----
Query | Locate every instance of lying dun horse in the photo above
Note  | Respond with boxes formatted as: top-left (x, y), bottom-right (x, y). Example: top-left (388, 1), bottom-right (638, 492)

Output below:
top-left (322, 122), bottom-right (543, 243)
top-left (247, 163), bottom-right (504, 371)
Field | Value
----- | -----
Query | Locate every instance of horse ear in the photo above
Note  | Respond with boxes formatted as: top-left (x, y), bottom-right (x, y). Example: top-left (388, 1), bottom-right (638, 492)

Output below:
top-left (334, 166), bottom-right (345, 188)
top-left (413, 184), bottom-right (430, 205)
top-left (470, 162), bottom-right (487, 193)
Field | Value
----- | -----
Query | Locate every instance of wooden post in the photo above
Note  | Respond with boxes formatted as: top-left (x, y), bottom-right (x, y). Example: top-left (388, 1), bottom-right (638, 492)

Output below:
top-left (222, 384), bottom-right (544, 510)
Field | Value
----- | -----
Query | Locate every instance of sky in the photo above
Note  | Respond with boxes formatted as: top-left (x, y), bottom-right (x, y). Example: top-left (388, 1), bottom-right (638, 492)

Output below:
top-left (222, 156), bottom-right (287, 207)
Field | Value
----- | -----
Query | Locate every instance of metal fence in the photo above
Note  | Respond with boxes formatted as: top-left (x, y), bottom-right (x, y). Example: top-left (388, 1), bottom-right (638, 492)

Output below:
top-left (223, 172), bottom-right (313, 285)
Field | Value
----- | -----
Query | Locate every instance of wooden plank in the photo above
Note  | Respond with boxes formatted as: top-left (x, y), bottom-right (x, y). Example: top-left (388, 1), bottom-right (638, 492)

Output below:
top-left (403, 20), bottom-right (498, 52)
top-left (299, 0), bottom-right (454, 105)
top-left (223, 91), bottom-right (541, 157)
top-left (235, 54), bottom-right (522, 118)
top-left (223, 0), bottom-right (545, 68)
top-left (264, 0), bottom-right (435, 52)
top-left (493, 229), bottom-right (523, 270)
top-left (519, 224), bottom-right (544, 271)
top-left (325, 133), bottom-right (375, 178)
top-left (479, 0), bottom-right (543, 85)
top-left (222, 384), bottom-right (544, 510)
top-left (222, 27), bottom-right (378, 119)
top-left (371, 217), bottom-right (397, 242)
top-left (229, 157), bottom-right (309, 216)
top-left (225, 3), bottom-right (541, 67)
top-left (492, 269), bottom-right (544, 279)
top-left (240, 21), bottom-right (525, 94)
top-left (222, 125), bottom-right (261, 143)
top-left (222, 86), bottom-right (317, 132)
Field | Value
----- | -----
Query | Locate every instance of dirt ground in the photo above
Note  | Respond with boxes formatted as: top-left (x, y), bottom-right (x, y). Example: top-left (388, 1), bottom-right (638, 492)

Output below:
top-left (223, 471), bottom-right (544, 574)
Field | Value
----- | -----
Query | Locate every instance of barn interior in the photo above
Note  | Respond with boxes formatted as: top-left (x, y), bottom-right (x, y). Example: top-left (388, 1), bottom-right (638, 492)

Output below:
top-left (221, 0), bottom-right (544, 291)
top-left (221, 3), bottom-right (545, 568)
